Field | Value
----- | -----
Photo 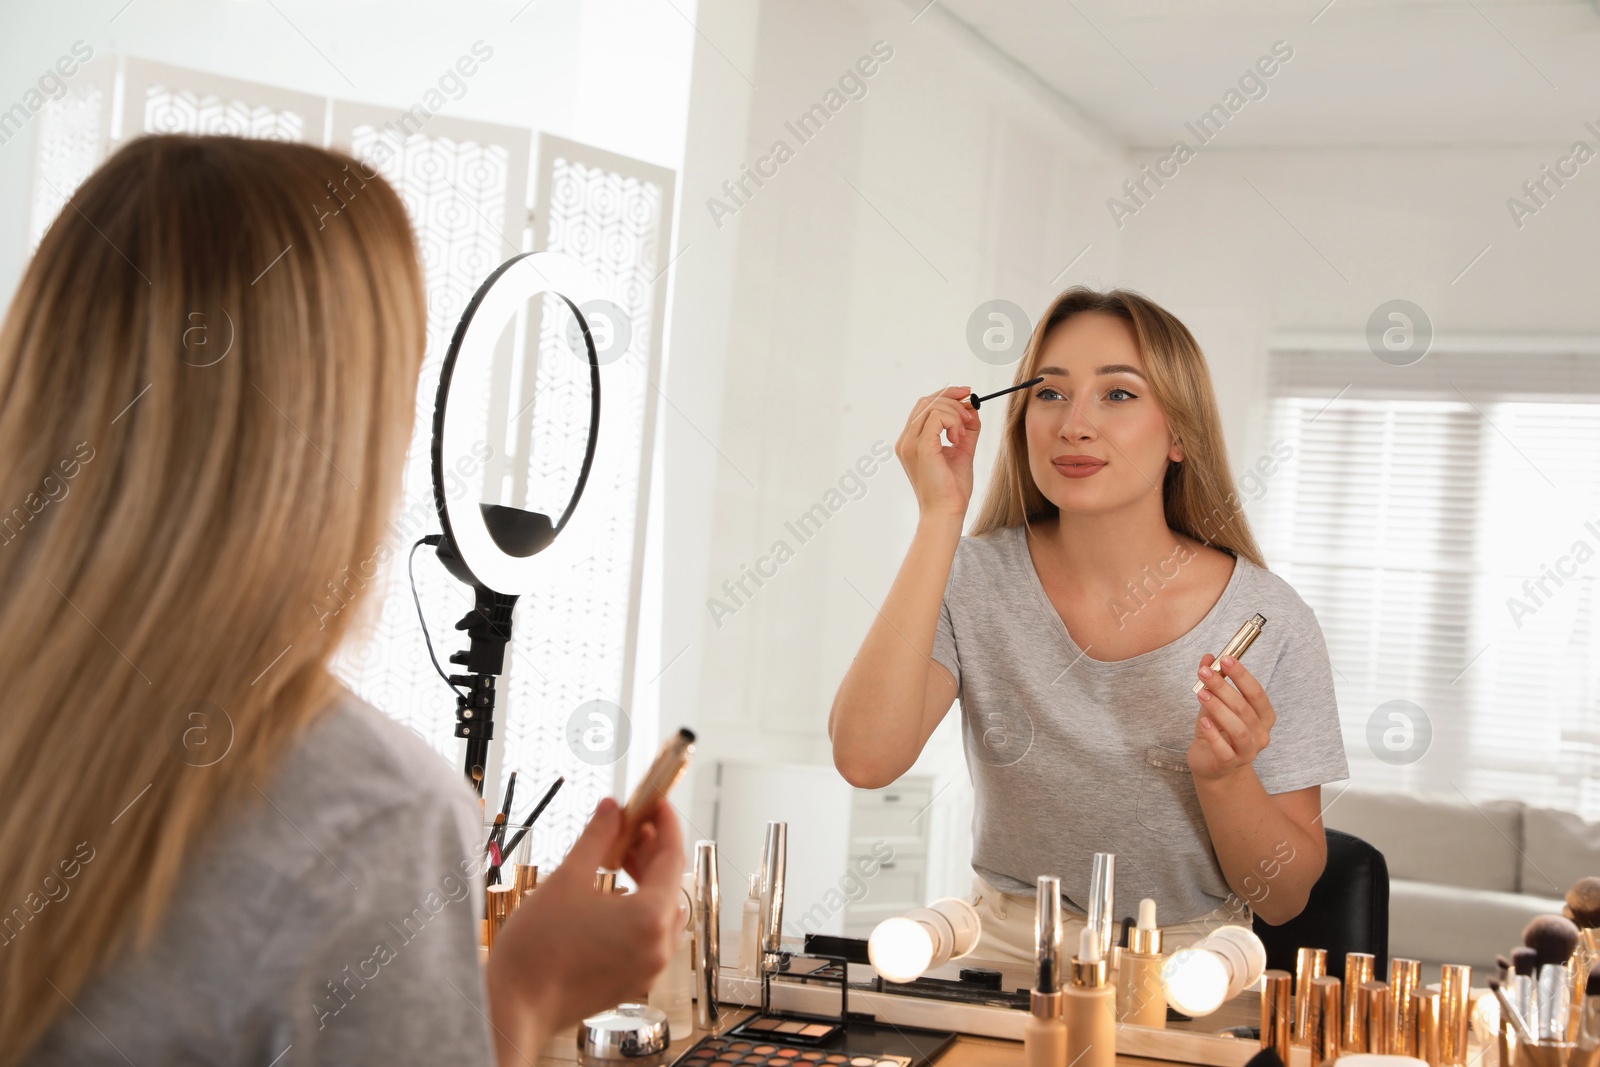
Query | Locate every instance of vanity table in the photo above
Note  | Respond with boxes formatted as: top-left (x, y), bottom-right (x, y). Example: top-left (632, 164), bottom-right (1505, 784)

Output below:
top-left (540, 1006), bottom-right (1222, 1067)
top-left (542, 947), bottom-right (1284, 1067)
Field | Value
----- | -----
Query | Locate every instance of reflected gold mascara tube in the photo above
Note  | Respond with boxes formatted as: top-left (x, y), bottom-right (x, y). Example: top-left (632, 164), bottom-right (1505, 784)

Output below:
top-left (1193, 614), bottom-right (1267, 694)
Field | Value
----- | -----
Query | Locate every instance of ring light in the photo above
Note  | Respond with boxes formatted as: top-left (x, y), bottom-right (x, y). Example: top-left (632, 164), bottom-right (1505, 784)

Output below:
top-left (425, 250), bottom-right (606, 791)
top-left (432, 251), bottom-right (604, 592)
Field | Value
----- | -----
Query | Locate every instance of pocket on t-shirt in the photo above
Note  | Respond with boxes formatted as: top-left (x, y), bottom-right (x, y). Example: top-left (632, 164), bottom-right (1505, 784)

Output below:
top-left (1134, 743), bottom-right (1209, 840)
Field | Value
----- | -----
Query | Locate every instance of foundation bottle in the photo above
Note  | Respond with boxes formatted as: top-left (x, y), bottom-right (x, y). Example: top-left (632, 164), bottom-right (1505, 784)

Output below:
top-left (1065, 926), bottom-right (1116, 1067)
top-left (1115, 898), bottom-right (1166, 1029)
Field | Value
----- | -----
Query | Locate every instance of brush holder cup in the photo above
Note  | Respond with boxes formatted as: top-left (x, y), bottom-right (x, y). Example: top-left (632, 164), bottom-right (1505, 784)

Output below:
top-left (1513, 1041), bottom-right (1600, 1067)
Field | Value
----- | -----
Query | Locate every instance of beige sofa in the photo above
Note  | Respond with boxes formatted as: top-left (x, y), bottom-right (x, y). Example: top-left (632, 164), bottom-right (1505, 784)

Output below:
top-left (1322, 785), bottom-right (1598, 976)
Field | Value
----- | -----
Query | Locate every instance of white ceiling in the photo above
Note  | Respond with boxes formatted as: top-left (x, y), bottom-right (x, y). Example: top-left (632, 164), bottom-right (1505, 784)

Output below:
top-left (919, 0), bottom-right (1600, 147)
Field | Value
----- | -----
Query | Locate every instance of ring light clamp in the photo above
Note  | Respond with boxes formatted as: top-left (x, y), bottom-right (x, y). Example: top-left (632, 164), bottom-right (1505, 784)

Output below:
top-left (428, 251), bottom-right (606, 790)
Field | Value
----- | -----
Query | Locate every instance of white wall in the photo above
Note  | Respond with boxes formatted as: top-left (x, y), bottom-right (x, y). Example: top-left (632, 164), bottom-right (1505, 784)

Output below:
top-left (1114, 144), bottom-right (1600, 474)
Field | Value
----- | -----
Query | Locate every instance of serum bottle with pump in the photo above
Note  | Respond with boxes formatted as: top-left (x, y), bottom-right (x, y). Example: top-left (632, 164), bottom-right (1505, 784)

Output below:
top-left (1065, 926), bottom-right (1116, 1067)
top-left (1025, 876), bottom-right (1067, 1067)
top-left (1116, 898), bottom-right (1166, 1029)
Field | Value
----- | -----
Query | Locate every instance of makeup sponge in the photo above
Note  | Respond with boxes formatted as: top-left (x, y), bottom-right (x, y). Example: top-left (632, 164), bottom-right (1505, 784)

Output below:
top-left (1566, 877), bottom-right (1600, 929)
top-left (1523, 914), bottom-right (1580, 969)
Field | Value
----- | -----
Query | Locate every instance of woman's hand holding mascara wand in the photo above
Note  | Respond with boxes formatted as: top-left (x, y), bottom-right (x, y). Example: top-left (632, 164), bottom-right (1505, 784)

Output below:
top-left (896, 385), bottom-right (981, 523)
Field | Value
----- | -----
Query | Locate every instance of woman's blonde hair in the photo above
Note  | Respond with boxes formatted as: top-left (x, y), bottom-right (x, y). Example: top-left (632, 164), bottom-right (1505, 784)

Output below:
top-left (0, 134), bottom-right (426, 1061)
top-left (969, 287), bottom-right (1265, 569)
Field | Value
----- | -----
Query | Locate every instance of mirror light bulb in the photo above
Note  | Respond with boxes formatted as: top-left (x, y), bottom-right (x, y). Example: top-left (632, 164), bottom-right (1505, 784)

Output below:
top-left (1162, 947), bottom-right (1230, 1016)
top-left (868, 917), bottom-right (935, 984)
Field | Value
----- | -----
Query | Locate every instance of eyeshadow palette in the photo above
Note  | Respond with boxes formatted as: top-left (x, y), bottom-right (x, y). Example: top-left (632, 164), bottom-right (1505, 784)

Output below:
top-left (674, 1017), bottom-right (955, 1067)
top-left (677, 1035), bottom-right (909, 1067)
top-left (732, 1016), bottom-right (843, 1043)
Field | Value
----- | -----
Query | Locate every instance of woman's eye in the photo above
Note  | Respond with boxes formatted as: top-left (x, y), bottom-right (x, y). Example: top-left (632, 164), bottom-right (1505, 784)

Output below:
top-left (1108, 387), bottom-right (1138, 402)
top-left (1035, 386), bottom-right (1063, 401)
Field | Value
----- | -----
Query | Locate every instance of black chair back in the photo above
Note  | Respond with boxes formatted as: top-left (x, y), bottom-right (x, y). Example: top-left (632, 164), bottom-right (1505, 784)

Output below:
top-left (1252, 828), bottom-right (1389, 979)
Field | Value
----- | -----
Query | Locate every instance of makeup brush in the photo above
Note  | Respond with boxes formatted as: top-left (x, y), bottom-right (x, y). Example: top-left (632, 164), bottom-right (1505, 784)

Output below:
top-left (489, 770), bottom-right (518, 854)
top-left (1244, 1046), bottom-right (1286, 1067)
top-left (1489, 977), bottom-right (1537, 1046)
top-left (492, 775), bottom-right (566, 878)
top-left (966, 376), bottom-right (1044, 411)
top-left (1527, 914), bottom-right (1582, 969)
top-left (1582, 962), bottom-right (1600, 1045)
top-left (484, 811), bottom-right (506, 855)
top-left (1568, 878), bottom-right (1600, 930)
top-left (1497, 955), bottom-right (1511, 984)
top-left (1513, 947), bottom-right (1540, 1037)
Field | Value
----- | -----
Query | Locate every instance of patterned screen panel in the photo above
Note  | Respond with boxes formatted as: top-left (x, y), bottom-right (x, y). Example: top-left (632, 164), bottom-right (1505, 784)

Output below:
top-left (493, 135), bottom-right (673, 863)
top-left (28, 59), bottom-right (113, 249)
top-left (123, 58), bottom-right (321, 143)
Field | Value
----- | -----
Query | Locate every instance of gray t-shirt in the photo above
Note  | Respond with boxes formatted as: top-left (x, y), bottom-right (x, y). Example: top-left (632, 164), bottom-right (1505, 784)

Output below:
top-left (931, 523), bottom-right (1350, 925)
top-left (24, 687), bottom-right (494, 1066)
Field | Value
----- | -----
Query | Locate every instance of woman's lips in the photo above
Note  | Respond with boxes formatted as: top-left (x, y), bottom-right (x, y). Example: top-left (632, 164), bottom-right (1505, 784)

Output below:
top-left (1052, 458), bottom-right (1106, 478)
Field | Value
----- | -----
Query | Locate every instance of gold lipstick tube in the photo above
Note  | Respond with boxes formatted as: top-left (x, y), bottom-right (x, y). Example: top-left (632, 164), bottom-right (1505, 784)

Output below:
top-left (1345, 952), bottom-right (1376, 1050)
top-left (1310, 976), bottom-right (1342, 1067)
top-left (1263, 970), bottom-right (1292, 1062)
top-left (1417, 989), bottom-right (1442, 1067)
top-left (486, 883), bottom-right (514, 952)
top-left (1440, 964), bottom-right (1472, 1066)
top-left (1296, 947), bottom-right (1328, 1045)
top-left (1391, 958), bottom-right (1422, 1056)
top-left (1193, 614), bottom-right (1267, 694)
top-left (1364, 981), bottom-right (1391, 1054)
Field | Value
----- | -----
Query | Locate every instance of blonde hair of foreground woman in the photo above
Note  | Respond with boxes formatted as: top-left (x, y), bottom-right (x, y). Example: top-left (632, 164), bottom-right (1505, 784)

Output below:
top-left (968, 285), bottom-right (1266, 571)
top-left (0, 134), bottom-right (426, 1063)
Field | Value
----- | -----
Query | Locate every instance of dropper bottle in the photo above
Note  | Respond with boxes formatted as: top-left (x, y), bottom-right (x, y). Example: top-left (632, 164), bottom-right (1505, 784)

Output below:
top-left (1065, 925), bottom-right (1117, 1067)
top-left (1116, 898), bottom-right (1166, 1029)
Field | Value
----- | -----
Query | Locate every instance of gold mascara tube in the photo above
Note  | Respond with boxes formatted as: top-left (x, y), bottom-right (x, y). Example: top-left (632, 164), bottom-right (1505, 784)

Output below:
top-left (1193, 614), bottom-right (1267, 694)
top-left (601, 728), bottom-right (695, 871)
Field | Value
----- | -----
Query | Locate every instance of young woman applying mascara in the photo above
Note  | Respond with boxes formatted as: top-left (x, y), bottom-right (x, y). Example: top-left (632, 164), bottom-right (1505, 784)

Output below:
top-left (829, 289), bottom-right (1348, 963)
top-left (0, 136), bottom-right (682, 1066)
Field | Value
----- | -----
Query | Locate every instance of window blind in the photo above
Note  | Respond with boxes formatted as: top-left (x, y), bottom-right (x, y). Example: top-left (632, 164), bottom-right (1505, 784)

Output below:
top-left (1262, 344), bottom-right (1600, 818)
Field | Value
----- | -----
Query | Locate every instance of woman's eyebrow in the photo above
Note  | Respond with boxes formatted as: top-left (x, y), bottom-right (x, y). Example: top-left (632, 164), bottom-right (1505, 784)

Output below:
top-left (1036, 364), bottom-right (1147, 381)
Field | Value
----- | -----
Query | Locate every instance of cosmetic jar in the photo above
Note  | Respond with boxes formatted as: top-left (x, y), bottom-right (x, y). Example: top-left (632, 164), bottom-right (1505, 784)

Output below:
top-left (579, 1003), bottom-right (671, 1067)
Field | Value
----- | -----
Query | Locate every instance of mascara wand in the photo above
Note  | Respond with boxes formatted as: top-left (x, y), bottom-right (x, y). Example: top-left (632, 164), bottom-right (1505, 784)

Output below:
top-left (967, 376), bottom-right (1043, 410)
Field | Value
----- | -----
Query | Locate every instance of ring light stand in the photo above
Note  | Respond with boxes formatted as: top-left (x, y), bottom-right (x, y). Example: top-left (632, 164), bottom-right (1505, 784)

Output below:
top-left (429, 251), bottom-right (605, 793)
